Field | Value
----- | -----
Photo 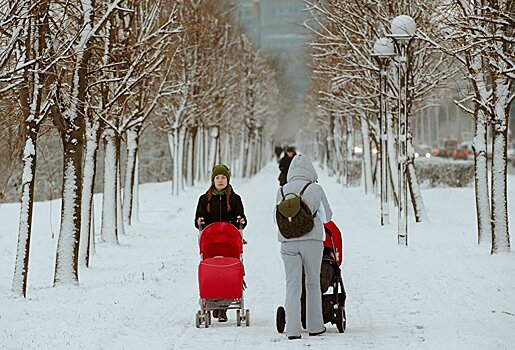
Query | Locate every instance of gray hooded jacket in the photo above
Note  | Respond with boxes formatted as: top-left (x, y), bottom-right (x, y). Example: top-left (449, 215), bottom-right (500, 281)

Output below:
top-left (275, 154), bottom-right (333, 242)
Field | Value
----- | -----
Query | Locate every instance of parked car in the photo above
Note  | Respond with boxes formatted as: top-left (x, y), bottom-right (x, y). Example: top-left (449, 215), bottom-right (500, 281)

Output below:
top-left (432, 139), bottom-right (458, 158)
top-left (414, 144), bottom-right (433, 159)
top-left (459, 141), bottom-right (473, 154)
top-left (452, 141), bottom-right (473, 160)
top-left (453, 147), bottom-right (470, 160)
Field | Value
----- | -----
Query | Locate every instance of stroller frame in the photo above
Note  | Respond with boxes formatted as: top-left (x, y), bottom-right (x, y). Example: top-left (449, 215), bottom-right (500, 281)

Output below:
top-left (321, 229), bottom-right (347, 332)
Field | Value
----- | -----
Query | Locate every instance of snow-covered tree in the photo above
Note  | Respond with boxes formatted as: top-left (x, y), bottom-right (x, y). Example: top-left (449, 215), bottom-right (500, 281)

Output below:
top-left (305, 0), bottom-right (457, 223)
top-left (2, 0), bottom-right (55, 297)
top-left (420, 0), bottom-right (513, 253)
top-left (51, 0), bottom-right (124, 286)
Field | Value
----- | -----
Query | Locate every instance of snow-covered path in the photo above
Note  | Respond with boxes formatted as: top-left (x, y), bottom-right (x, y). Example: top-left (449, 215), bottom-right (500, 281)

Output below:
top-left (1, 162), bottom-right (514, 349)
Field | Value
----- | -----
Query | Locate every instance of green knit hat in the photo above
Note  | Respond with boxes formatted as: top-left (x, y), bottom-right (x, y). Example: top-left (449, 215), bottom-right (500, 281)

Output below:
top-left (211, 164), bottom-right (231, 181)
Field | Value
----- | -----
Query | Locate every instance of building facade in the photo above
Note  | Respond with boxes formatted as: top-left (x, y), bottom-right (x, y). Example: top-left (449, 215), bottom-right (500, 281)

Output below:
top-left (232, 0), bottom-right (313, 140)
top-left (234, 0), bottom-right (311, 100)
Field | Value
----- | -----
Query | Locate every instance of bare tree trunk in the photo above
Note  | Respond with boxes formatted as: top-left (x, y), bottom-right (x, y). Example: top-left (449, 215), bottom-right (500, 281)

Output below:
top-left (326, 114), bottom-right (336, 177)
top-left (473, 109), bottom-right (491, 245)
top-left (90, 200), bottom-right (96, 253)
top-left (178, 126), bottom-right (186, 192)
top-left (12, 124), bottom-right (38, 297)
top-left (168, 128), bottom-right (179, 195)
top-left (326, 134), bottom-right (336, 177)
top-left (360, 114), bottom-right (373, 194)
top-left (101, 128), bottom-right (119, 244)
top-left (334, 116), bottom-right (344, 182)
top-left (123, 125), bottom-right (140, 225)
top-left (54, 127), bottom-right (84, 286)
top-left (116, 139), bottom-right (124, 236)
top-left (245, 132), bottom-right (254, 178)
top-left (132, 152), bottom-right (140, 223)
top-left (340, 118), bottom-right (349, 187)
top-left (346, 117), bottom-right (354, 160)
top-left (406, 141), bottom-right (428, 222)
top-left (203, 127), bottom-right (210, 180)
top-left (490, 77), bottom-right (510, 254)
top-left (318, 131), bottom-right (329, 169)
top-left (186, 130), bottom-right (194, 187)
top-left (80, 119), bottom-right (100, 267)
top-left (491, 126), bottom-right (510, 253)
top-left (200, 127), bottom-right (207, 182)
top-left (237, 127), bottom-right (246, 178)
top-left (194, 128), bottom-right (202, 182)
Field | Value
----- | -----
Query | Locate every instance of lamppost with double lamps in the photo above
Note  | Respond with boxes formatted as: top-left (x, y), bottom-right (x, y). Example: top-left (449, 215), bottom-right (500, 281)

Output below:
top-left (371, 37), bottom-right (395, 226)
top-left (388, 15), bottom-right (416, 246)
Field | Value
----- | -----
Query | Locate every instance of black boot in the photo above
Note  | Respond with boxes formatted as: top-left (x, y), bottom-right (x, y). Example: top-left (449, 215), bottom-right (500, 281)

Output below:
top-left (218, 310), bottom-right (228, 322)
top-left (309, 327), bottom-right (326, 336)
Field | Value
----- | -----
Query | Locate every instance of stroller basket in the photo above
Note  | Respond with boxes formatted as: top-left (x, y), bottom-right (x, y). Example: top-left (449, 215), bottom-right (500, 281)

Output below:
top-left (199, 257), bottom-right (243, 299)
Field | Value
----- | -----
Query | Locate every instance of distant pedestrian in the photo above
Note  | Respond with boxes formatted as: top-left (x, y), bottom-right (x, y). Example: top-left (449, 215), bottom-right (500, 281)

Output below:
top-left (274, 144), bottom-right (283, 162)
top-left (276, 154), bottom-right (333, 340)
top-left (278, 146), bottom-right (296, 186)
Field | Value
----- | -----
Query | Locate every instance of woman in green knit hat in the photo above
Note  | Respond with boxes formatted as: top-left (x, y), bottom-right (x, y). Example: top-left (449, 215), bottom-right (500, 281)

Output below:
top-left (194, 164), bottom-right (248, 322)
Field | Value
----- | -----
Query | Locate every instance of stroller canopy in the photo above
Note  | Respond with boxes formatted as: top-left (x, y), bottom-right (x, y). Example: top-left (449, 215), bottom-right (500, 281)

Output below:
top-left (323, 221), bottom-right (343, 266)
top-left (199, 222), bottom-right (243, 259)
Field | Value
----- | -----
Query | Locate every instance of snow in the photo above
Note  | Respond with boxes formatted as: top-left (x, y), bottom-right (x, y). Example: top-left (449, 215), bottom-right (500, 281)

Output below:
top-left (1, 162), bottom-right (514, 349)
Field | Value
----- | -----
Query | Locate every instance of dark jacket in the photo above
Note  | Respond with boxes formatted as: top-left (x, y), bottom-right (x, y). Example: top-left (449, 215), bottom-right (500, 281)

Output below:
top-left (194, 187), bottom-right (247, 230)
top-left (278, 153), bottom-right (296, 186)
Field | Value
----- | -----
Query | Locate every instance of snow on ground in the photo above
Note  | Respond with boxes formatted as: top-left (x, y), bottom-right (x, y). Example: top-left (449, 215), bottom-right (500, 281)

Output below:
top-left (1, 162), bottom-right (514, 350)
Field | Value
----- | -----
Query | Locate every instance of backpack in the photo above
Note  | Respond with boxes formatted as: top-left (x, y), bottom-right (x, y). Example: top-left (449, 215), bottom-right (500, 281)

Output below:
top-left (276, 182), bottom-right (315, 239)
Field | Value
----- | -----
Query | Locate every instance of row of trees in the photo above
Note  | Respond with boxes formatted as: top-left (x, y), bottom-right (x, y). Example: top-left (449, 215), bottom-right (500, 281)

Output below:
top-left (304, 0), bottom-right (512, 253)
top-left (0, 0), bottom-right (281, 297)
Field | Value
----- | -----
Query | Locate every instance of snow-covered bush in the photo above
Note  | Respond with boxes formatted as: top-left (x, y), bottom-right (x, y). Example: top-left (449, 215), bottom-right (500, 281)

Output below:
top-left (414, 159), bottom-right (474, 188)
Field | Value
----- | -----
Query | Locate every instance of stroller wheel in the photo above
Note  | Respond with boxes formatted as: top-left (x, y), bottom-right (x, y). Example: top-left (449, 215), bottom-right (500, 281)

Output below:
top-left (236, 310), bottom-right (241, 327)
top-left (195, 311), bottom-right (201, 328)
top-left (245, 309), bottom-right (251, 326)
top-left (276, 306), bottom-right (286, 333)
top-left (336, 306), bottom-right (346, 333)
top-left (204, 312), bottom-right (210, 328)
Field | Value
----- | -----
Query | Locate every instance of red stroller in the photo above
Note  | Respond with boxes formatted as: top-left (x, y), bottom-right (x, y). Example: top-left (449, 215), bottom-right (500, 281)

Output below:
top-left (195, 222), bottom-right (250, 328)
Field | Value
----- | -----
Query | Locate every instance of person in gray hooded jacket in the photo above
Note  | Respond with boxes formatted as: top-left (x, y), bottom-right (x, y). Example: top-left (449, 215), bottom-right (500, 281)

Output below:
top-left (276, 154), bottom-right (333, 340)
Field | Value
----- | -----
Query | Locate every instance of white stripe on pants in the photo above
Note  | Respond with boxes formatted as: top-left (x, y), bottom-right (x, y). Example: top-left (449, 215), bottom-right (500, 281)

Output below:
top-left (281, 239), bottom-right (324, 336)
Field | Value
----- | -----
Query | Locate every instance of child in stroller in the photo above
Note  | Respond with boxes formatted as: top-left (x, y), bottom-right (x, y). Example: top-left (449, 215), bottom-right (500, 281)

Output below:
top-left (195, 222), bottom-right (250, 328)
top-left (276, 220), bottom-right (347, 333)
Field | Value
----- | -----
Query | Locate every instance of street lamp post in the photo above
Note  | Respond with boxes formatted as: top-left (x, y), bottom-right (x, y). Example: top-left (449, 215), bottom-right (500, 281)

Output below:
top-left (372, 38), bottom-right (395, 226)
top-left (388, 15), bottom-right (416, 246)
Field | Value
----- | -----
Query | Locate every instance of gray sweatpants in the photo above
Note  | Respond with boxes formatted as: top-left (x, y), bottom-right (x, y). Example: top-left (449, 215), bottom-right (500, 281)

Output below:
top-left (281, 239), bottom-right (324, 336)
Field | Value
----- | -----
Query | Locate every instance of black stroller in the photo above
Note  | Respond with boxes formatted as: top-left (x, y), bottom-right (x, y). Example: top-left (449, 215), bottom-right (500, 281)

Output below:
top-left (276, 221), bottom-right (347, 333)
